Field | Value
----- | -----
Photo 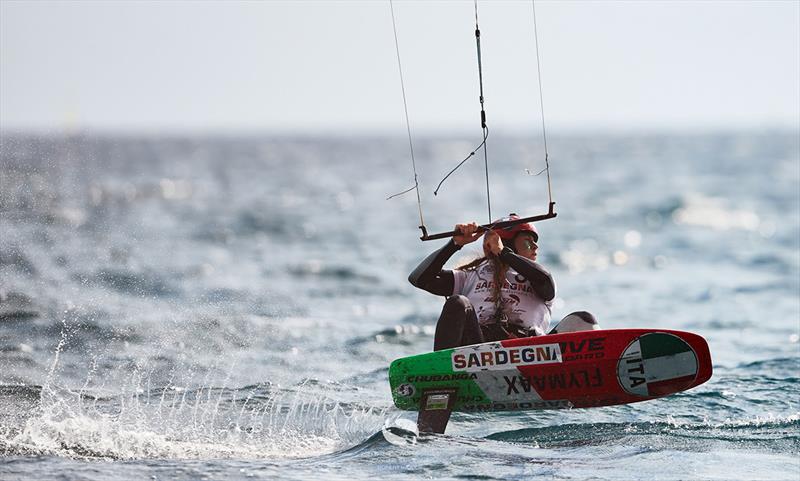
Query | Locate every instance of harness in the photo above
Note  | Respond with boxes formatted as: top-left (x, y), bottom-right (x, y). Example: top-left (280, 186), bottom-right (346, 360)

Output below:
top-left (480, 270), bottom-right (538, 341)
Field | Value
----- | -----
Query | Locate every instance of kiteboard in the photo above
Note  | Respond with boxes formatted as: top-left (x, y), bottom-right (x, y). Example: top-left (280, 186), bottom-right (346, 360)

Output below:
top-left (389, 329), bottom-right (712, 414)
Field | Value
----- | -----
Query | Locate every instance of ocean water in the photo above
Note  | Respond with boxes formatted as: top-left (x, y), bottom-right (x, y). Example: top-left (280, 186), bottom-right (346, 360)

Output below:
top-left (0, 131), bottom-right (798, 480)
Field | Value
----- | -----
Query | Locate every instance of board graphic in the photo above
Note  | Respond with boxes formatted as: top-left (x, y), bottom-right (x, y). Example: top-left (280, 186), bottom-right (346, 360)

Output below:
top-left (389, 329), bottom-right (712, 412)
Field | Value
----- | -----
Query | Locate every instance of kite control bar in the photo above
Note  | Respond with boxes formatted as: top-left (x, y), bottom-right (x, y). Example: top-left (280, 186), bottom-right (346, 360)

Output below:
top-left (418, 202), bottom-right (557, 241)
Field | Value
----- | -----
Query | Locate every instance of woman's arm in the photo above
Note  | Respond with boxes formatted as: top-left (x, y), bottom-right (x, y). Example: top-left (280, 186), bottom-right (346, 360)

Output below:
top-left (408, 239), bottom-right (461, 296)
top-left (408, 222), bottom-right (482, 296)
top-left (499, 247), bottom-right (556, 301)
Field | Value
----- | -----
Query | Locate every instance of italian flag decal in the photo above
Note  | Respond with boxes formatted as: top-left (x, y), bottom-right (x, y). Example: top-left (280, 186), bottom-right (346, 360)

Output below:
top-left (617, 332), bottom-right (698, 397)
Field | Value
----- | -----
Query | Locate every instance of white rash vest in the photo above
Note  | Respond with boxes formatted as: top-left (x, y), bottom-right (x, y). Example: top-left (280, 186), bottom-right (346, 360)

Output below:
top-left (452, 261), bottom-right (554, 336)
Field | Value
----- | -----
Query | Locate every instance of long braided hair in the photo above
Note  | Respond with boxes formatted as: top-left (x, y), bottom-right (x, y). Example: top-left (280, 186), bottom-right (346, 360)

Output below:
top-left (456, 255), bottom-right (508, 319)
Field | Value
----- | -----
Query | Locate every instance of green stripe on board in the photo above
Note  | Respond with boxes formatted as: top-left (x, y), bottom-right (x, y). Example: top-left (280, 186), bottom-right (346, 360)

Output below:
top-left (640, 333), bottom-right (692, 360)
top-left (389, 349), bottom-right (493, 411)
top-left (390, 349), bottom-right (454, 375)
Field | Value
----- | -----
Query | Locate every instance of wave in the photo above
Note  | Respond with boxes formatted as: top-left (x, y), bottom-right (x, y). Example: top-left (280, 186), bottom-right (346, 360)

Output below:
top-left (0, 248), bottom-right (37, 276)
top-left (71, 269), bottom-right (180, 298)
top-left (737, 357), bottom-right (800, 371)
top-left (347, 325), bottom-right (435, 348)
top-left (287, 262), bottom-right (380, 283)
top-left (235, 209), bottom-right (303, 238)
top-left (485, 415), bottom-right (800, 450)
top-left (0, 380), bottom-right (385, 461)
top-left (313, 430), bottom-right (390, 462)
top-left (0, 291), bottom-right (39, 321)
top-left (0, 384), bottom-right (42, 402)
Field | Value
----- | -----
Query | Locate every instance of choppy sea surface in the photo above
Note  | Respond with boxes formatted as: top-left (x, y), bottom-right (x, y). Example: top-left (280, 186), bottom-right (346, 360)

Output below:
top-left (0, 131), bottom-right (798, 480)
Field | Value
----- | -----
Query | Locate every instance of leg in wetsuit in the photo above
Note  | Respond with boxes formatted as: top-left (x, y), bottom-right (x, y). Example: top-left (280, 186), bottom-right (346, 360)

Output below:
top-left (433, 295), bottom-right (485, 351)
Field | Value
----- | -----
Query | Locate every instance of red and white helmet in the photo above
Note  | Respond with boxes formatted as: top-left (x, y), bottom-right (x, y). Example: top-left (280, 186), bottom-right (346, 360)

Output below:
top-left (492, 213), bottom-right (538, 243)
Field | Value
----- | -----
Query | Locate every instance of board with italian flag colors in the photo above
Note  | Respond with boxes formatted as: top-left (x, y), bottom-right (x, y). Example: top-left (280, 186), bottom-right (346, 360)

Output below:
top-left (389, 329), bottom-right (712, 412)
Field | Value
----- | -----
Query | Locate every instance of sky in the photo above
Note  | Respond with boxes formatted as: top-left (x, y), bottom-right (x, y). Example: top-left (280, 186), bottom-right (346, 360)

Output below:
top-left (1, 0), bottom-right (798, 134)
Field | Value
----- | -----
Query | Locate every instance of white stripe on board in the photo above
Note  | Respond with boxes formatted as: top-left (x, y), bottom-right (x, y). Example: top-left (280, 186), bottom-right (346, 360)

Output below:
top-left (643, 351), bottom-right (698, 383)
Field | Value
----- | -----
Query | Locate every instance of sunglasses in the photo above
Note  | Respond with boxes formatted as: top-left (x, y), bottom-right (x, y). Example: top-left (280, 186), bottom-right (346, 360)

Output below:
top-left (520, 238), bottom-right (538, 250)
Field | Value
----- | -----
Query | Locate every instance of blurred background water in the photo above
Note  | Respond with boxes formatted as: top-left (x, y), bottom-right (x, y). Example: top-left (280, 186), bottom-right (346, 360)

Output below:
top-left (0, 131), bottom-right (798, 480)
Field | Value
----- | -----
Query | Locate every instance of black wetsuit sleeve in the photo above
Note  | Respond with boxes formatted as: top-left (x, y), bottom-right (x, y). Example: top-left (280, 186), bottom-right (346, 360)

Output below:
top-left (408, 239), bottom-right (462, 297)
top-left (499, 247), bottom-right (556, 301)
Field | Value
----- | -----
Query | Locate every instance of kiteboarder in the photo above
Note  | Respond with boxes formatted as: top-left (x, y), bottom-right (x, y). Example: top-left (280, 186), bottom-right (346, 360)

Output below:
top-left (409, 214), bottom-right (597, 351)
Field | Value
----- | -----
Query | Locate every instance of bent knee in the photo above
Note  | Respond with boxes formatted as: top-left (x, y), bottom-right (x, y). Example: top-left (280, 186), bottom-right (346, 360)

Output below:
top-left (444, 295), bottom-right (471, 309)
